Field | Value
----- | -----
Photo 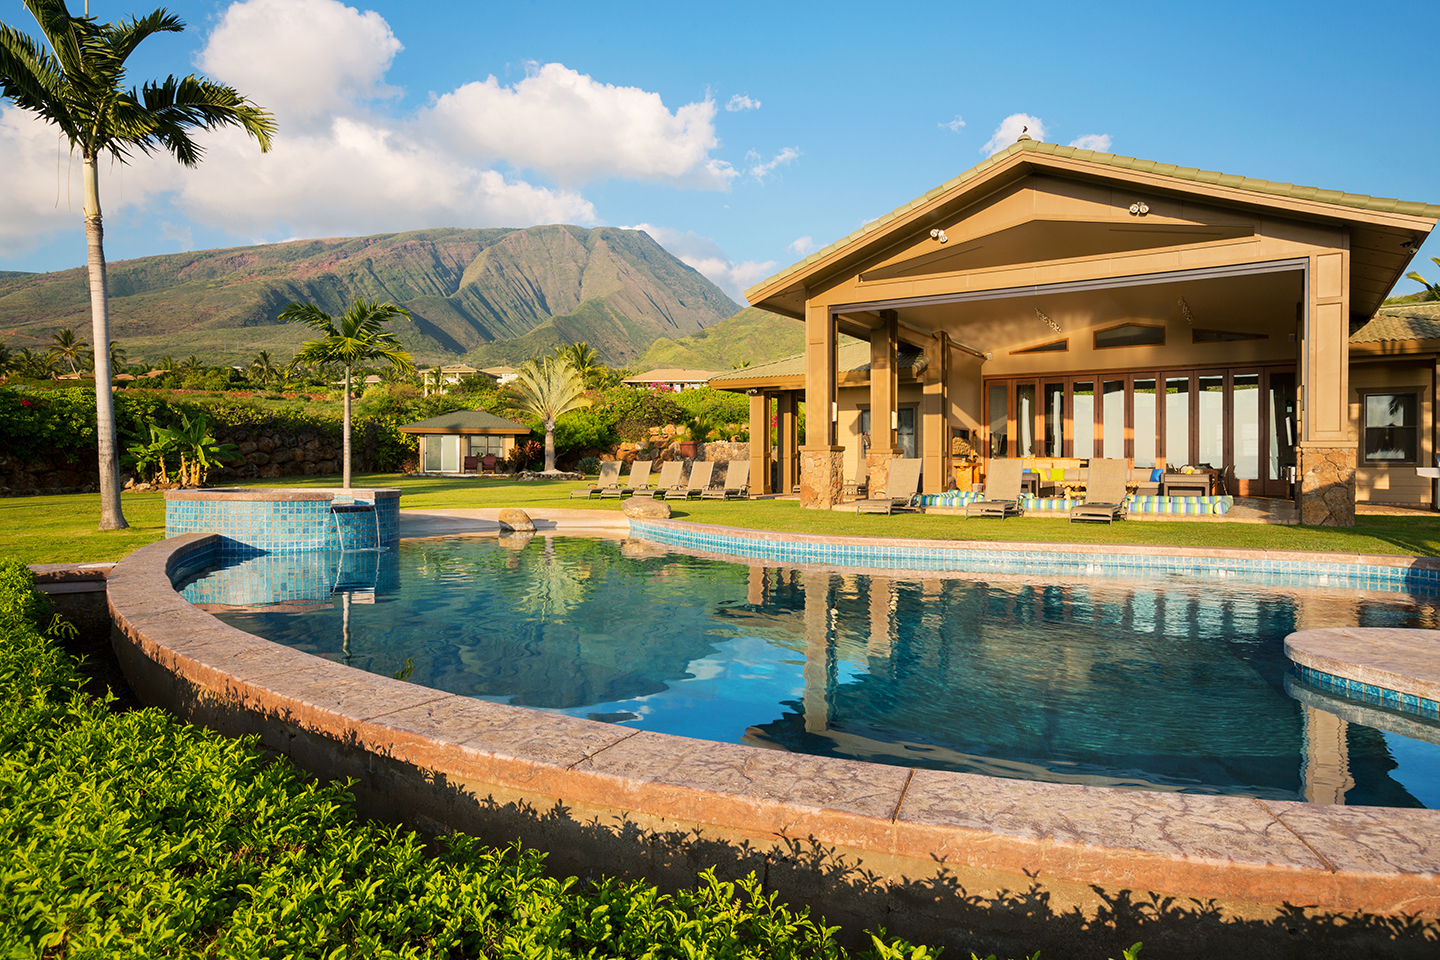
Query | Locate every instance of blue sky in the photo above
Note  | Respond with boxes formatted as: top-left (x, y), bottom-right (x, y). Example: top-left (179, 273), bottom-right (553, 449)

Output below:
top-left (2, 0), bottom-right (1438, 303)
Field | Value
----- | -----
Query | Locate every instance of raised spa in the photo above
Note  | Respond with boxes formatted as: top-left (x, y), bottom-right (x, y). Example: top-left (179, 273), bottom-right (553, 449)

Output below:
top-left (180, 534), bottom-right (1440, 808)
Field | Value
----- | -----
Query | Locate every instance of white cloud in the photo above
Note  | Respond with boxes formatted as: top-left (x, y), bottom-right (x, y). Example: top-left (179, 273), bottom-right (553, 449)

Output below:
top-left (939, 115), bottom-right (966, 132)
top-left (626, 223), bottom-right (776, 302)
top-left (1069, 133), bottom-right (1113, 153)
top-left (744, 147), bottom-right (800, 183)
top-left (982, 113), bottom-right (1045, 156)
top-left (425, 62), bottom-right (736, 188)
top-left (199, 0), bottom-right (403, 132)
top-left (789, 236), bottom-right (815, 255)
top-left (726, 94), bottom-right (761, 112)
top-left (158, 221), bottom-right (194, 250)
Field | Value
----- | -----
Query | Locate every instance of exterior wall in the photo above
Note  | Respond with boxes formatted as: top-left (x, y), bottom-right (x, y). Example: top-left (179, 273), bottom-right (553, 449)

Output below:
top-left (1350, 360), bottom-right (1435, 505)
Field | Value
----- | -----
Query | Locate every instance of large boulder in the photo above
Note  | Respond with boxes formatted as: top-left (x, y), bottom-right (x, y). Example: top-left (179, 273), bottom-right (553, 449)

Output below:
top-left (498, 508), bottom-right (536, 532)
top-left (621, 498), bottom-right (671, 520)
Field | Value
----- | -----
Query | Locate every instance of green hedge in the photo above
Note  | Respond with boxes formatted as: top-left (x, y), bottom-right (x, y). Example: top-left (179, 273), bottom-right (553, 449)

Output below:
top-left (0, 558), bottom-right (958, 958)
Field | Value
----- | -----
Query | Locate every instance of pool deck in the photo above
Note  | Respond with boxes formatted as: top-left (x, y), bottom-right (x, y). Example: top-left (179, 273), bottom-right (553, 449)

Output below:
top-left (82, 511), bottom-right (1440, 957)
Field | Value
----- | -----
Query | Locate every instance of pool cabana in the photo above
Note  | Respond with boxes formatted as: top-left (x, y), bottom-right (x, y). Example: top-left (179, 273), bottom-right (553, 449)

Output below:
top-left (398, 410), bottom-right (531, 474)
top-left (739, 137), bottom-right (1438, 525)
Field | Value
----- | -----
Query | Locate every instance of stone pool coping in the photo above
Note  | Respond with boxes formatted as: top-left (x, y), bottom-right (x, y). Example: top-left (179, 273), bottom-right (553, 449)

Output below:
top-left (104, 526), bottom-right (1440, 920)
top-left (166, 487), bottom-right (402, 501)
top-left (1287, 629), bottom-right (1440, 720)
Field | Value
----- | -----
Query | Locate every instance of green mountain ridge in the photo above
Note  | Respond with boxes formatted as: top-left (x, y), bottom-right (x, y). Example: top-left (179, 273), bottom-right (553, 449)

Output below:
top-left (0, 226), bottom-right (739, 366)
top-left (636, 306), bottom-right (803, 371)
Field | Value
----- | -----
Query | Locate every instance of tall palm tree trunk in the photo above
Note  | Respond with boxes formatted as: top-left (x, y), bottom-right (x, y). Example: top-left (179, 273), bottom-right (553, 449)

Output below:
top-left (545, 418), bottom-right (557, 472)
top-left (83, 154), bottom-right (127, 530)
top-left (342, 363), bottom-right (352, 488)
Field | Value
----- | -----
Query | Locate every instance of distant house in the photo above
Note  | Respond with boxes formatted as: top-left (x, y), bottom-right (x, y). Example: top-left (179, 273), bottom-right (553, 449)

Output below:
top-left (398, 410), bottom-right (532, 473)
top-left (482, 366), bottom-right (520, 385)
top-left (420, 364), bottom-right (493, 396)
top-left (623, 368), bottom-right (720, 392)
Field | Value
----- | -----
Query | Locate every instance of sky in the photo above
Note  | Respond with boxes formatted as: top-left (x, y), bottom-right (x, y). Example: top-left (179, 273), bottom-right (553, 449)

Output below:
top-left (2, 0), bottom-right (1438, 305)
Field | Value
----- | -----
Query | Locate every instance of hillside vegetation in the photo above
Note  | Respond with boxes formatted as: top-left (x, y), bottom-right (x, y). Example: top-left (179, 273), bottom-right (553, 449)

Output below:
top-left (637, 306), bottom-right (803, 370)
top-left (0, 226), bottom-right (738, 367)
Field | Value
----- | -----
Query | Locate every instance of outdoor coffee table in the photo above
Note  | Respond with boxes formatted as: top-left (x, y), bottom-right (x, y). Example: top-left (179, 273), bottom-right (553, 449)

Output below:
top-left (1161, 474), bottom-right (1210, 498)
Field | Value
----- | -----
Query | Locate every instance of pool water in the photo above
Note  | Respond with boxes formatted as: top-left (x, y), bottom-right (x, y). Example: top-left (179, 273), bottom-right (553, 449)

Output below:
top-left (182, 534), bottom-right (1440, 808)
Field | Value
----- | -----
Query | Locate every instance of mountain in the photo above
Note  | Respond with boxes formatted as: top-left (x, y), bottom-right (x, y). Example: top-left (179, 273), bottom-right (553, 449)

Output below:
top-left (635, 306), bottom-right (803, 371)
top-left (0, 226), bottom-right (739, 366)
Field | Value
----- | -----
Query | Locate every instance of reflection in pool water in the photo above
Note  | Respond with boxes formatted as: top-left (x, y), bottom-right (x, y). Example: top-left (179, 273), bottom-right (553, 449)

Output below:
top-left (180, 534), bottom-right (1440, 808)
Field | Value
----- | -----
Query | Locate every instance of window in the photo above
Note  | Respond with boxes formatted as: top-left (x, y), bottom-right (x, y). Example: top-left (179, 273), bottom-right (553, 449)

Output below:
top-left (1011, 338), bottom-right (1068, 355)
top-left (1094, 323), bottom-right (1164, 349)
top-left (1363, 393), bottom-right (1419, 465)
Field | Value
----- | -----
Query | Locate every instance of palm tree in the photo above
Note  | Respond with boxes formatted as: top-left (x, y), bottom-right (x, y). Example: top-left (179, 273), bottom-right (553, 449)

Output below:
top-left (48, 327), bottom-right (85, 374)
top-left (0, 0), bottom-right (274, 530)
top-left (107, 340), bottom-right (127, 373)
top-left (508, 355), bottom-right (590, 473)
top-left (281, 298), bottom-right (415, 488)
top-left (1407, 257), bottom-right (1440, 301)
top-left (0, 340), bottom-right (12, 375)
top-left (16, 347), bottom-right (58, 379)
top-left (248, 350), bottom-right (280, 386)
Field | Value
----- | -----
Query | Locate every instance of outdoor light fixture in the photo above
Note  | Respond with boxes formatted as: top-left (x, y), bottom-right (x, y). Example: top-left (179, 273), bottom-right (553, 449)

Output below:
top-left (1402, 239), bottom-right (1421, 253)
top-left (1128, 201), bottom-right (1150, 216)
top-left (929, 228), bottom-right (949, 243)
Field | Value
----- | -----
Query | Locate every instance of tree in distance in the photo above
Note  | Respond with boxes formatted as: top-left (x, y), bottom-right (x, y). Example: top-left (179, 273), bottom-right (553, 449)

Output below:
top-left (1407, 257), bottom-right (1440, 302)
top-left (281, 298), bottom-right (416, 488)
top-left (0, 0), bottom-right (274, 529)
top-left (507, 355), bottom-right (589, 473)
top-left (48, 327), bottom-right (86, 374)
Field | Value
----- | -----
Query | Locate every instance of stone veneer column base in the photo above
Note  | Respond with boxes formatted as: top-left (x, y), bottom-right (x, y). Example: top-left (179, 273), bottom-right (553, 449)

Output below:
top-left (1299, 445), bottom-right (1356, 527)
top-left (799, 448), bottom-right (844, 509)
top-left (866, 449), bottom-right (900, 502)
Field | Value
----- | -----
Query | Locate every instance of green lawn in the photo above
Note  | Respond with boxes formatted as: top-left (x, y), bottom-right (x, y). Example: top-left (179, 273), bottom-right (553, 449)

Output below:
top-left (4, 472), bottom-right (1439, 565)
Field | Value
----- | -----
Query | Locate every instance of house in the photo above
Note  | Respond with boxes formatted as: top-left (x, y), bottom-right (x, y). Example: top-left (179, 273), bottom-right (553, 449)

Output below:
top-left (623, 368), bottom-right (720, 392)
top-left (420, 364), bottom-right (491, 396)
top-left (482, 366), bottom-right (520, 385)
top-left (717, 136), bottom-right (1438, 525)
top-left (397, 410), bottom-right (532, 473)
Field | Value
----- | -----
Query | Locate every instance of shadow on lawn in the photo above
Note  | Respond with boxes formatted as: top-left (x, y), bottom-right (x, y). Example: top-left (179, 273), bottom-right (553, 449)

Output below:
top-left (357, 770), bottom-right (1439, 960)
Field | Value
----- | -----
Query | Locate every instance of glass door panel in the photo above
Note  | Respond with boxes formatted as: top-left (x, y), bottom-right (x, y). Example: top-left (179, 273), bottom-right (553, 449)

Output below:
top-left (988, 383), bottom-right (1008, 458)
top-left (1267, 370), bottom-right (1298, 497)
top-left (1016, 384), bottom-right (1037, 457)
top-left (1072, 381), bottom-right (1094, 459)
top-left (1043, 383), bottom-right (1065, 457)
top-left (1102, 380), bottom-right (1126, 460)
top-left (1133, 379), bottom-right (1157, 468)
top-left (1197, 375), bottom-right (1225, 470)
top-left (1232, 373), bottom-right (1261, 486)
top-left (423, 436), bottom-right (442, 472)
top-left (1165, 377), bottom-right (1190, 468)
top-left (441, 435), bottom-right (461, 473)
top-left (898, 408), bottom-right (917, 460)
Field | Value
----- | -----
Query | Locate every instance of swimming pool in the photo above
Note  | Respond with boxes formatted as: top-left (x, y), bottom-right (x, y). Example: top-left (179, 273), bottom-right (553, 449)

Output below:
top-left (179, 533), bottom-right (1440, 808)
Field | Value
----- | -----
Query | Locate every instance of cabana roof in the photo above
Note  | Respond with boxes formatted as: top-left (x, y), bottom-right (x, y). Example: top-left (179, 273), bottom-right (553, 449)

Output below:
top-left (397, 410), bottom-right (530, 435)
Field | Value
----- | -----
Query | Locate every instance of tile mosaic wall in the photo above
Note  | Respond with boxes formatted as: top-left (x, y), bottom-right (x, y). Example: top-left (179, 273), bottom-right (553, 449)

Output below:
top-left (165, 492), bottom-right (400, 558)
top-left (1293, 663), bottom-right (1440, 722)
top-left (629, 520), bottom-right (1440, 595)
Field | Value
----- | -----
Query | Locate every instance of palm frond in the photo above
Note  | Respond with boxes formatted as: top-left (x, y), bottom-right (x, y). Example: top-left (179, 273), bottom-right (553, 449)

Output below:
top-left (107, 7), bottom-right (183, 63)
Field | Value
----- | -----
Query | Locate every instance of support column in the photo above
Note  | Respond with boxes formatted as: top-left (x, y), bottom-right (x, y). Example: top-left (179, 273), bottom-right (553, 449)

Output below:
top-left (867, 310), bottom-right (902, 498)
top-left (921, 332), bottom-right (952, 494)
top-left (801, 301), bottom-right (843, 508)
top-left (1299, 249), bottom-right (1355, 526)
top-left (748, 391), bottom-right (771, 495)
top-left (777, 391), bottom-right (799, 493)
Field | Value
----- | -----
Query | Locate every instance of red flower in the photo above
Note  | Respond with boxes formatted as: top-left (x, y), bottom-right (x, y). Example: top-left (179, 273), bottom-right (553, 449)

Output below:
top-left (19, 399), bottom-right (31, 407)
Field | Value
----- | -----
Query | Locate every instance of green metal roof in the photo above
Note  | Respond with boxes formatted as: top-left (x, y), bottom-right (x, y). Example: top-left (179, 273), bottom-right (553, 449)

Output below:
top-left (746, 138), bottom-right (1440, 301)
top-left (398, 410), bottom-right (530, 433)
top-left (709, 341), bottom-right (924, 386)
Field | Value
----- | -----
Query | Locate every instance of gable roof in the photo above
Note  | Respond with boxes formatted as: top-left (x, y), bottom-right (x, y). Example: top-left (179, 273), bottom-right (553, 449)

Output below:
top-left (746, 138), bottom-right (1440, 314)
top-left (709, 340), bottom-right (925, 390)
top-left (397, 410), bottom-right (530, 434)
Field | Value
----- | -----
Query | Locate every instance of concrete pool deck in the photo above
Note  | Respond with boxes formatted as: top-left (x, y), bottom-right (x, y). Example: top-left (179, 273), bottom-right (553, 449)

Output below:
top-left (92, 511), bottom-right (1440, 958)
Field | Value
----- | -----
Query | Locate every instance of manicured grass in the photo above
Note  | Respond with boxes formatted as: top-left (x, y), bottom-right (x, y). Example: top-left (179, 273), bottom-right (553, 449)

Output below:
top-left (4, 472), bottom-right (1439, 565)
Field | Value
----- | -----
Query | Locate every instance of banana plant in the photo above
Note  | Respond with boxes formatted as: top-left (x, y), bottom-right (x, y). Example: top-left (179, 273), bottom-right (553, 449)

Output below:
top-left (125, 414), bottom-right (238, 486)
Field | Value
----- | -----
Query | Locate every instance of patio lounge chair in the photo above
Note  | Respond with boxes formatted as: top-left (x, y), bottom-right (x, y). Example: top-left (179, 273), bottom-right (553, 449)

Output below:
top-left (671, 460), bottom-right (715, 499)
top-left (633, 460), bottom-right (683, 499)
top-left (964, 458), bottom-right (1024, 518)
top-left (855, 457), bottom-right (922, 514)
top-left (702, 460), bottom-right (750, 499)
top-left (1070, 457), bottom-right (1129, 524)
top-left (569, 460), bottom-right (621, 499)
top-left (601, 460), bottom-right (653, 498)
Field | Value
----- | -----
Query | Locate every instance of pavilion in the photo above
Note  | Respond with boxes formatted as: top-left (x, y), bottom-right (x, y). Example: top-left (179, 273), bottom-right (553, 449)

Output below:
top-left (718, 137), bottom-right (1439, 524)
